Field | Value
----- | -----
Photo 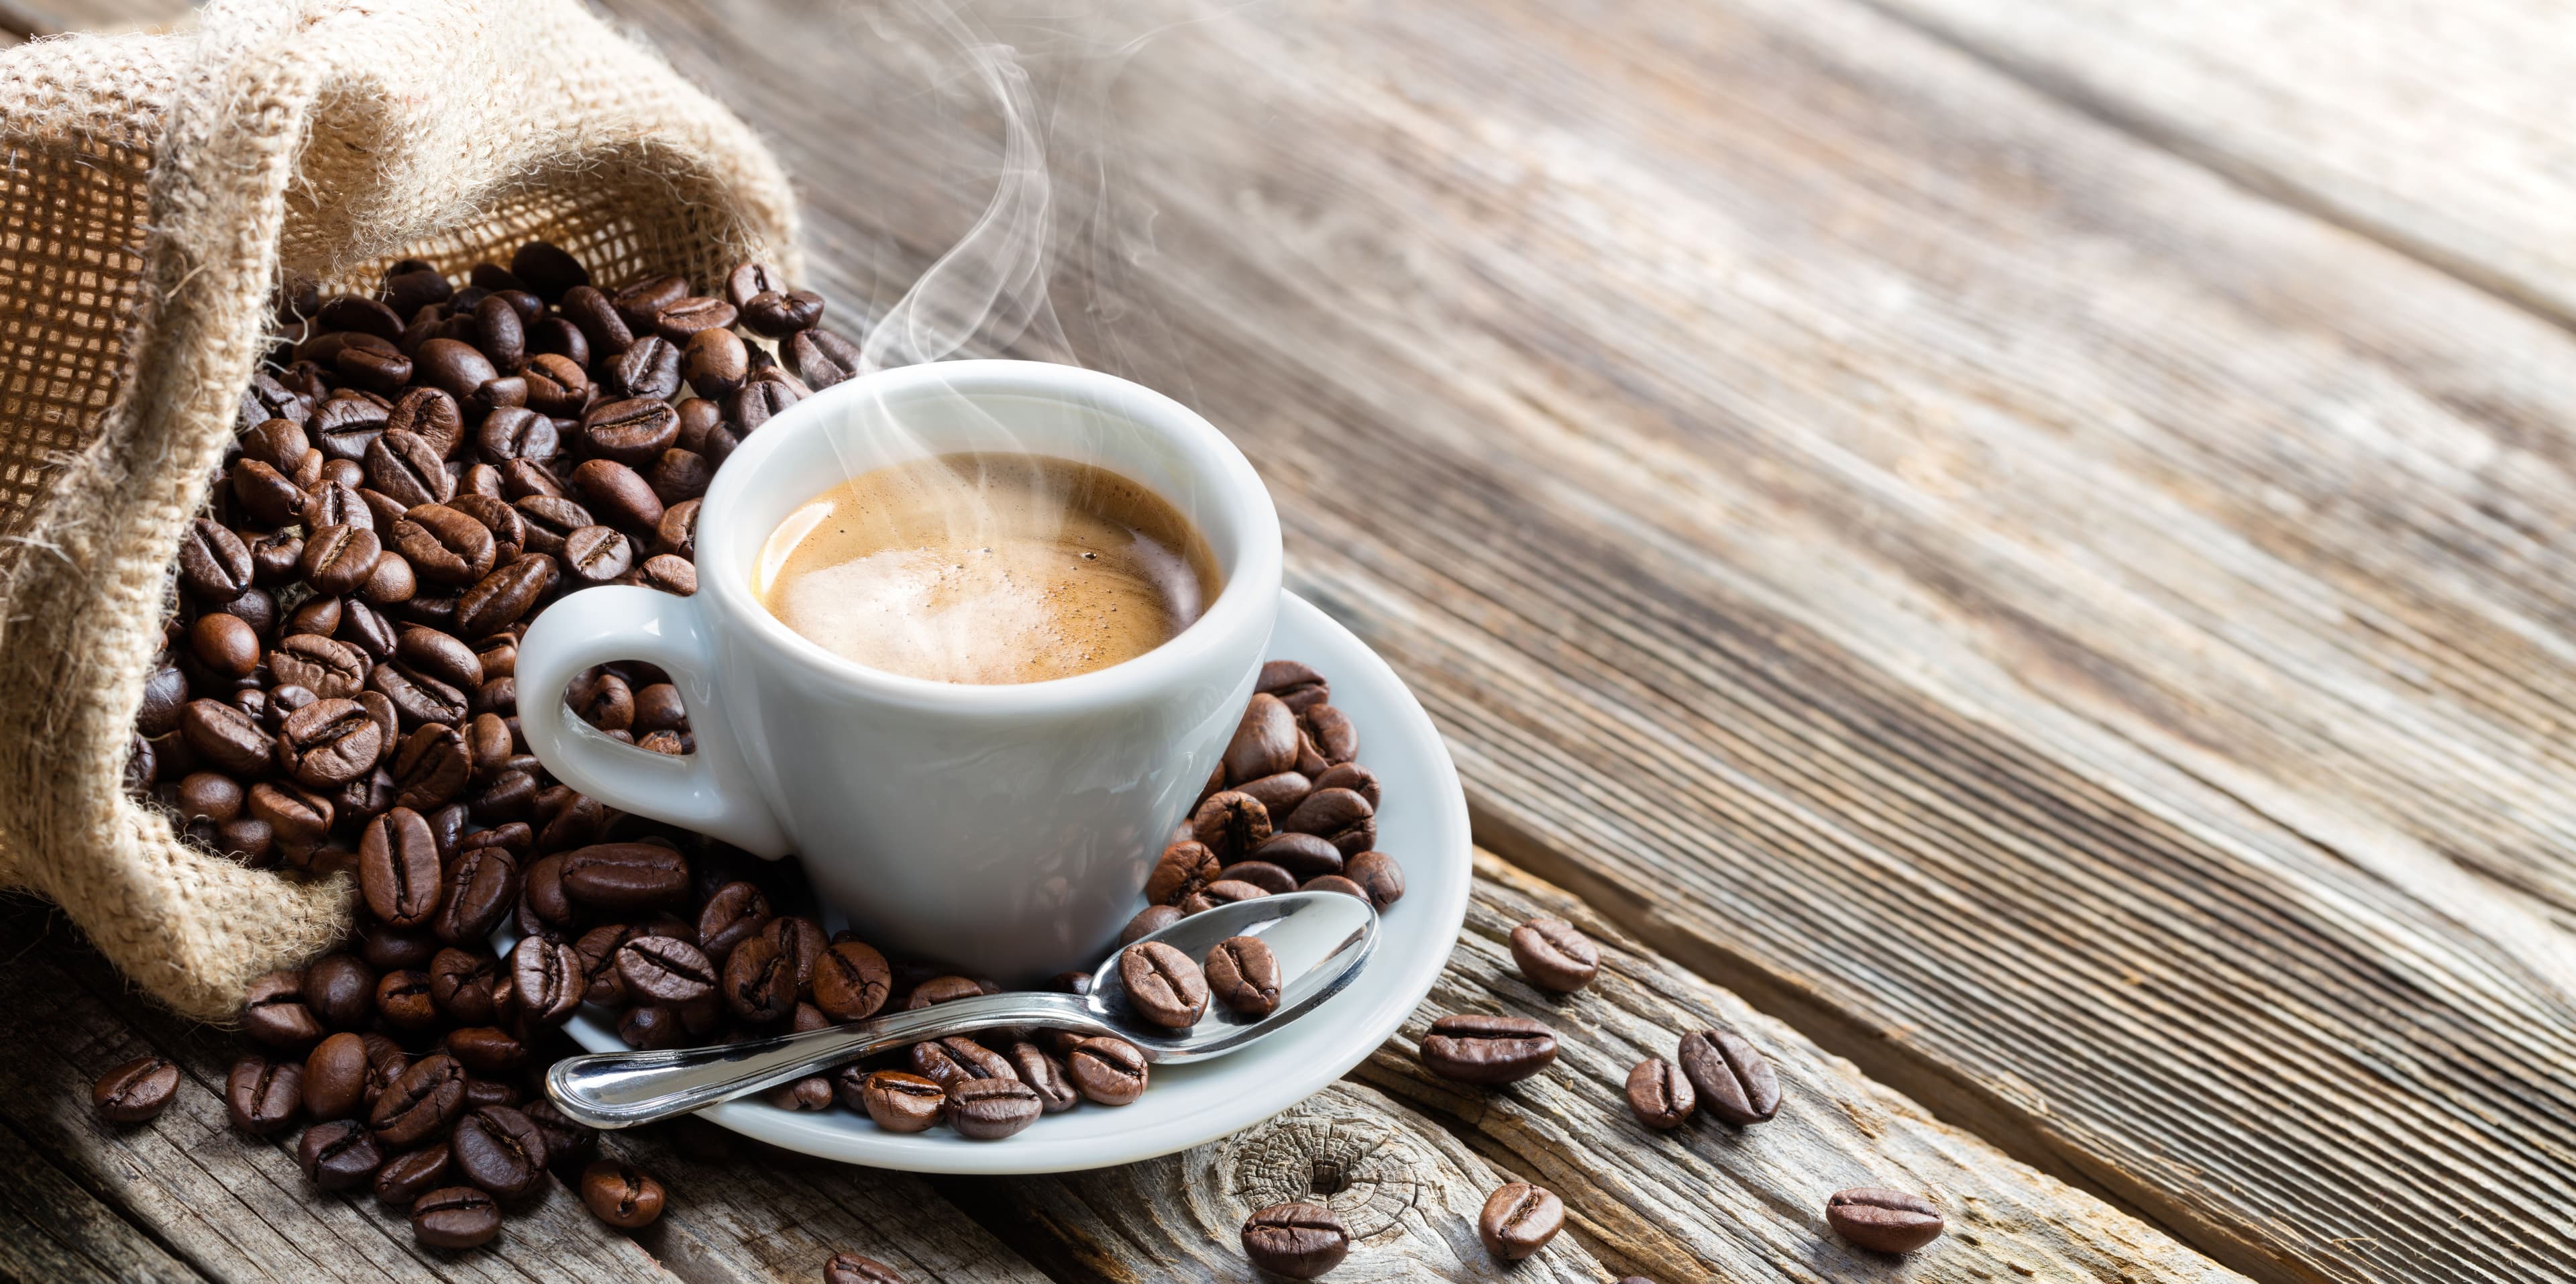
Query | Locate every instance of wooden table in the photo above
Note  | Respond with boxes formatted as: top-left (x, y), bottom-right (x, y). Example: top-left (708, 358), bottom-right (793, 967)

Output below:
top-left (7, 0), bottom-right (2573, 1280)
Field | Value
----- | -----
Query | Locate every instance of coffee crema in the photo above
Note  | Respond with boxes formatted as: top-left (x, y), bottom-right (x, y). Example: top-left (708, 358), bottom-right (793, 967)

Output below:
top-left (755, 452), bottom-right (1222, 684)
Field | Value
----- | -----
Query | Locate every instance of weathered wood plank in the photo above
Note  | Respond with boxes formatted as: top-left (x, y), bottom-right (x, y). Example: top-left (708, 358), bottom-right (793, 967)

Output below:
top-left (0, 1112), bottom-right (206, 1283)
top-left (1863, 0), bottom-right (2576, 327)
top-left (605, 2), bottom-right (2576, 1282)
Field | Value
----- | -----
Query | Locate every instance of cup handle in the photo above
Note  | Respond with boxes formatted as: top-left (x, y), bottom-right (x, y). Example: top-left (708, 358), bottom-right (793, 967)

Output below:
top-left (515, 586), bottom-right (792, 857)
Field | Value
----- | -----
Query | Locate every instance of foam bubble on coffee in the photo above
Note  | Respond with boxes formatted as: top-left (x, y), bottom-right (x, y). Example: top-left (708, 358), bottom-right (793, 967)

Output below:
top-left (758, 452), bottom-right (1219, 685)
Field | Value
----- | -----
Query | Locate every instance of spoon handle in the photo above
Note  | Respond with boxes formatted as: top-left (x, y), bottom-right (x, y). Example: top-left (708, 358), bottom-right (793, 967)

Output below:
top-left (544, 991), bottom-right (1104, 1129)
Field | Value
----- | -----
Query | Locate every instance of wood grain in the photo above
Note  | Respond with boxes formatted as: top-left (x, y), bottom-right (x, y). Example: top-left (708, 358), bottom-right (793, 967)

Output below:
top-left (1861, 0), bottom-right (2576, 327)
top-left (600, 1), bottom-right (2576, 1281)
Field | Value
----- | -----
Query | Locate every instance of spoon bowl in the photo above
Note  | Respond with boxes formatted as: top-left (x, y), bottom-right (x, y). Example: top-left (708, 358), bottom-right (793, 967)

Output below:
top-left (545, 890), bottom-right (1379, 1130)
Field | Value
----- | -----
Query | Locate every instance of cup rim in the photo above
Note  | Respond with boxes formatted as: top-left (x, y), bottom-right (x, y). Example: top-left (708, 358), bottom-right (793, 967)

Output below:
top-left (696, 358), bottom-right (1283, 712)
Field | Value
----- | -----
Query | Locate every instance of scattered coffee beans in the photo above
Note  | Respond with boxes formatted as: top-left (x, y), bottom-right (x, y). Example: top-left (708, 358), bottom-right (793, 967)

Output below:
top-left (580, 1159), bottom-right (667, 1228)
top-left (91, 1055), bottom-right (180, 1124)
top-left (1507, 918), bottom-right (1598, 992)
top-left (1676, 1026), bottom-right (1781, 1126)
top-left (411, 1184), bottom-right (503, 1248)
top-left (1477, 1181), bottom-right (1564, 1260)
top-left (1418, 1014), bottom-right (1557, 1085)
top-left (1239, 1201), bottom-right (1351, 1279)
top-left (1825, 1187), bottom-right (1945, 1253)
top-left (1624, 1057), bottom-right (1695, 1130)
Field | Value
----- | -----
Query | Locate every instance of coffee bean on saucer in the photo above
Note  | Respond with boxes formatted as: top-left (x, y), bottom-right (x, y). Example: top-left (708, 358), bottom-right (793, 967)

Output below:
top-left (1312, 761), bottom-right (1379, 808)
top-left (1300, 874), bottom-right (1370, 902)
top-left (910, 1036), bottom-right (1013, 1090)
top-left (1204, 936), bottom-right (1281, 1017)
top-left (511, 935), bottom-right (586, 1028)
top-left (904, 974), bottom-right (985, 1010)
top-left (1825, 1188), bottom-right (1945, 1253)
top-left (1007, 1042), bottom-right (1079, 1113)
top-left (1144, 840), bottom-right (1219, 905)
top-left (1234, 770), bottom-right (1311, 818)
top-left (1224, 692), bottom-right (1301, 783)
top-left (1478, 1182), bottom-right (1564, 1260)
top-left (1676, 1026), bottom-right (1780, 1126)
top-left (1282, 787), bottom-right (1374, 857)
top-left (1191, 791), bottom-right (1273, 862)
top-left (616, 935), bottom-right (717, 1004)
top-left (1067, 1036), bottom-right (1148, 1106)
top-left (754, 914), bottom-right (826, 992)
top-left (92, 1055), bottom-right (180, 1124)
top-left (1509, 918), bottom-right (1599, 992)
top-left (1419, 1014), bottom-right (1557, 1085)
top-left (1119, 904), bottom-right (1181, 946)
top-left (1342, 850), bottom-right (1405, 910)
top-left (1118, 941), bottom-right (1208, 1028)
top-left (411, 1184), bottom-right (502, 1248)
top-left (720, 933), bottom-right (798, 1023)
top-left (824, 1253), bottom-right (906, 1284)
top-left (1625, 1057), bottom-right (1695, 1130)
top-left (1252, 832), bottom-right (1342, 881)
top-left (1216, 861), bottom-right (1297, 896)
top-left (581, 1159), bottom-right (667, 1228)
top-left (857, 1070), bottom-right (947, 1133)
top-left (945, 1077), bottom-right (1042, 1140)
top-left (1256, 659), bottom-right (1329, 713)
top-left (813, 939), bottom-right (892, 1022)
top-left (358, 806), bottom-right (441, 926)
top-left (1240, 1202), bottom-right (1350, 1279)
top-left (559, 841), bottom-right (690, 911)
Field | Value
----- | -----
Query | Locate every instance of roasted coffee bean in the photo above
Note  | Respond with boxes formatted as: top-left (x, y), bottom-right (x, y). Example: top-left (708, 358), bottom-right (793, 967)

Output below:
top-left (618, 1003), bottom-right (682, 1050)
top-left (563, 525), bottom-right (634, 583)
top-left (384, 384), bottom-right (465, 456)
top-left (180, 698), bottom-right (271, 775)
top-left (301, 524), bottom-right (382, 596)
top-left (1303, 703), bottom-right (1358, 763)
top-left (727, 378), bottom-right (799, 431)
top-left (191, 611), bottom-right (261, 677)
top-left (812, 939), bottom-right (893, 1022)
top-left (855, 1070), bottom-right (947, 1133)
top-left (780, 326), bottom-right (858, 389)
top-left (358, 547), bottom-right (417, 604)
top-left (559, 284), bottom-right (633, 356)
top-left (139, 661), bottom-right (190, 737)
top-left (655, 295), bottom-right (736, 343)
top-left (336, 343), bottom-right (412, 395)
top-left (390, 505), bottom-right (496, 587)
top-left (605, 335), bottom-right (682, 401)
top-left (355, 921), bottom-right (437, 971)
top-left (1191, 790), bottom-right (1273, 862)
top-left (1509, 918), bottom-right (1599, 992)
top-left (391, 721), bottom-right (472, 812)
top-left (1825, 1188), bottom-right (1945, 1253)
top-left (1204, 936), bottom-right (1281, 1017)
top-left (369, 1052), bottom-right (466, 1149)
top-left (1252, 832), bottom-right (1342, 881)
top-left (1419, 1014), bottom-right (1558, 1085)
top-left (1234, 770), bottom-right (1311, 819)
top-left (909, 1036), bottom-right (1013, 1090)
top-left (1283, 787), bottom-right (1374, 856)
top-left (250, 780), bottom-right (334, 851)
top-left (231, 457), bottom-right (306, 526)
top-left (638, 552), bottom-right (698, 596)
top-left (455, 554), bottom-right (553, 636)
top-left (120, 733), bottom-right (158, 794)
top-left (374, 1142), bottom-right (451, 1207)
top-left (252, 529), bottom-right (309, 585)
top-left (1120, 904), bottom-right (1181, 946)
top-left (1183, 879), bottom-right (1269, 913)
top-left (359, 806), bottom-right (442, 925)
top-left (1214, 861), bottom-right (1297, 896)
top-left (1006, 1041), bottom-right (1079, 1113)
top-left (303, 953), bottom-right (377, 1029)
top-left (559, 842), bottom-right (689, 910)
top-left (653, 498), bottom-right (699, 559)
top-left (311, 394), bottom-right (390, 461)
top-left (823, 1252), bottom-right (904, 1284)
top-left (92, 1055), bottom-right (180, 1124)
top-left (681, 325), bottom-right (748, 396)
top-left (1240, 1203), bottom-right (1350, 1279)
top-left (754, 914), bottom-right (826, 992)
top-left (278, 696), bottom-right (384, 787)
top-left (904, 974), bottom-right (987, 1010)
top-left (766, 1074), bottom-right (835, 1111)
top-left (720, 934), bottom-right (798, 1023)
top-left (376, 967), bottom-right (440, 1033)
top-left (1676, 1026), bottom-right (1780, 1126)
top-left (269, 633), bottom-right (369, 699)
top-left (1625, 1057), bottom-right (1695, 1130)
top-left (449, 1104), bottom-right (548, 1199)
top-left (1256, 659), bottom-right (1328, 712)
top-left (429, 949), bottom-right (501, 1025)
top-left (297, 1118), bottom-right (384, 1191)
top-left (179, 773), bottom-right (240, 824)
top-left (303, 480), bottom-right (372, 534)
top-left (339, 597), bottom-right (399, 659)
top-left (413, 337), bottom-right (498, 400)
top-left (571, 458), bottom-right (664, 530)
top-left (225, 1055), bottom-right (301, 1135)
top-left (739, 287), bottom-right (824, 337)
top-left (1118, 941), bottom-right (1208, 1028)
top-left (286, 593), bottom-right (344, 639)
top-left (179, 519), bottom-right (254, 600)
top-left (1146, 841), bottom-right (1220, 905)
top-left (411, 1185), bottom-right (502, 1248)
top-left (574, 924), bottom-right (638, 1005)
top-left (945, 1077), bottom-right (1042, 1140)
top-left (502, 241), bottom-right (586, 301)
top-left (573, 1159), bottom-right (664, 1229)
top-left (244, 969), bottom-right (324, 1049)
top-left (610, 274), bottom-right (687, 331)
top-left (617, 935), bottom-right (718, 1003)
top-left (242, 415), bottom-right (310, 469)
top-left (470, 293), bottom-right (527, 370)
top-left (1225, 694), bottom-right (1301, 784)
top-left (513, 494), bottom-right (592, 557)
top-left (1067, 1036), bottom-right (1148, 1106)
top-left (580, 396), bottom-right (679, 466)
top-left (432, 845), bottom-right (519, 944)
top-left (693, 880), bottom-right (768, 962)
top-left (511, 935), bottom-right (585, 1028)
top-left (365, 430), bottom-right (455, 508)
top-left (319, 293), bottom-right (403, 339)
top-left (1479, 1182), bottom-right (1564, 1260)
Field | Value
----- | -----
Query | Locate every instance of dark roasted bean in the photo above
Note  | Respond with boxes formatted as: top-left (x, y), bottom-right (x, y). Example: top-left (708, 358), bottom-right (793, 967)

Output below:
top-left (303, 953), bottom-right (377, 1029)
top-left (511, 935), bottom-right (585, 1028)
top-left (1118, 941), bottom-right (1208, 1028)
top-left (1676, 1026), bottom-right (1781, 1126)
top-left (92, 1055), bottom-right (181, 1124)
top-left (1067, 1036), bottom-right (1148, 1106)
top-left (1510, 918), bottom-right (1599, 992)
top-left (617, 935), bottom-right (718, 1004)
top-left (225, 1055), bottom-right (301, 1135)
top-left (1204, 936), bottom-right (1281, 1017)
top-left (720, 933), bottom-right (797, 1023)
top-left (178, 519), bottom-right (254, 600)
top-left (856, 1070), bottom-right (946, 1133)
top-left (1825, 1188), bottom-right (1946, 1253)
top-left (374, 1142), bottom-right (451, 1207)
top-left (298, 1118), bottom-right (384, 1191)
top-left (411, 1185), bottom-right (502, 1248)
top-left (1478, 1182), bottom-right (1564, 1260)
top-left (359, 806), bottom-right (442, 925)
top-left (1419, 1014), bottom-right (1557, 1085)
top-left (244, 969), bottom-right (324, 1050)
top-left (945, 1077), bottom-right (1042, 1140)
top-left (449, 1104), bottom-right (548, 1199)
top-left (1241, 1203), bottom-right (1350, 1279)
top-left (1146, 841), bottom-right (1220, 906)
top-left (1625, 1057), bottom-right (1695, 1130)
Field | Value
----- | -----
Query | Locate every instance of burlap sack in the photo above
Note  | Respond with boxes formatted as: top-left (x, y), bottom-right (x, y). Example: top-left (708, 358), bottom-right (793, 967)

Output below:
top-left (0, 0), bottom-right (800, 1020)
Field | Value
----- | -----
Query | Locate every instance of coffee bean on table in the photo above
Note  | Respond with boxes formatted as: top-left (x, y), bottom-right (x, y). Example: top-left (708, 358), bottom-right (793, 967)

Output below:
top-left (294, 1118), bottom-right (384, 1192)
top-left (1825, 1188), bottom-right (1945, 1253)
top-left (373, 1141), bottom-right (452, 1208)
top-left (824, 1254), bottom-right (905, 1284)
top-left (369, 1051), bottom-right (464, 1147)
top-left (92, 1055), bottom-right (180, 1124)
top-left (411, 1184), bottom-right (502, 1249)
top-left (303, 1031), bottom-right (372, 1120)
top-left (1676, 1026), bottom-right (1781, 1126)
top-left (945, 1077), bottom-right (1042, 1140)
top-left (359, 806), bottom-right (442, 926)
top-left (580, 1159), bottom-right (666, 1229)
top-left (236, 969), bottom-right (320, 1050)
top-left (617, 935), bottom-right (718, 1003)
top-left (1205, 936), bottom-right (1281, 1017)
top-left (1509, 918), bottom-right (1599, 992)
top-left (1119, 941), bottom-right (1208, 1028)
top-left (1419, 1014), bottom-right (1558, 1085)
top-left (429, 949), bottom-right (500, 1024)
top-left (1240, 1202), bottom-right (1351, 1279)
top-left (1477, 1182), bottom-right (1564, 1260)
top-left (1067, 1036), bottom-right (1148, 1106)
top-left (1625, 1057), bottom-right (1695, 1130)
top-left (512, 935), bottom-right (586, 1028)
top-left (225, 1055), bottom-right (301, 1135)
top-left (444, 1026), bottom-right (528, 1077)
top-left (450, 1104), bottom-right (549, 1199)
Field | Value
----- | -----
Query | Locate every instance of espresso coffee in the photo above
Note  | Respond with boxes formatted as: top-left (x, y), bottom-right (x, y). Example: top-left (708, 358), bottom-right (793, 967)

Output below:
top-left (757, 453), bottom-right (1220, 684)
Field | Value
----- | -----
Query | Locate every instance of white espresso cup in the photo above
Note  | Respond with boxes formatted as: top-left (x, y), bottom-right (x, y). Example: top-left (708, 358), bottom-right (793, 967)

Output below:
top-left (516, 360), bottom-right (1282, 981)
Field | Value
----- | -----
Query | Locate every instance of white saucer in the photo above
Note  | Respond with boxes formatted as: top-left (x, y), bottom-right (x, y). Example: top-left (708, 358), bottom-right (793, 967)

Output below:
top-left (545, 590), bottom-right (1470, 1174)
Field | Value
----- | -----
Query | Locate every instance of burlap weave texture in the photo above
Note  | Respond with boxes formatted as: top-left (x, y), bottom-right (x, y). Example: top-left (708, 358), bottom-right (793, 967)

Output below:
top-left (0, 0), bottom-right (800, 1020)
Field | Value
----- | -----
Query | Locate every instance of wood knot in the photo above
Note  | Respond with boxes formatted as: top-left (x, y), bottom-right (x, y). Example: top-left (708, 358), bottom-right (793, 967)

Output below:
top-left (1198, 1086), bottom-right (1438, 1242)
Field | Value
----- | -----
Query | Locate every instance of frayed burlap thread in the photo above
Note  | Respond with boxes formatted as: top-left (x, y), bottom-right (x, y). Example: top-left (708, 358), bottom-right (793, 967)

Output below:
top-left (0, 0), bottom-right (800, 1021)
